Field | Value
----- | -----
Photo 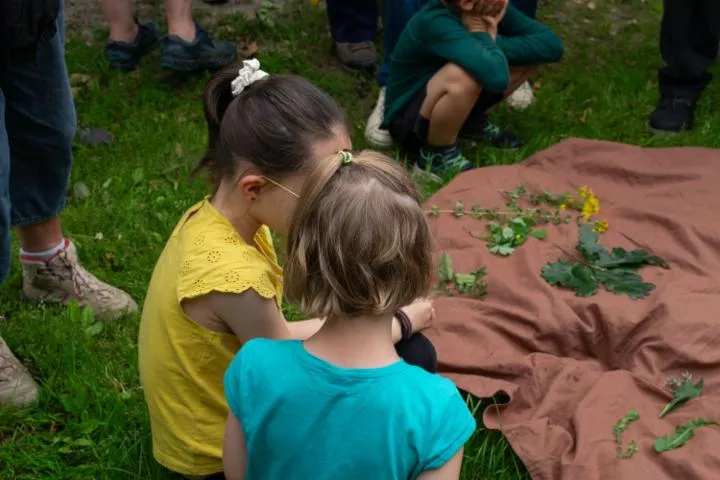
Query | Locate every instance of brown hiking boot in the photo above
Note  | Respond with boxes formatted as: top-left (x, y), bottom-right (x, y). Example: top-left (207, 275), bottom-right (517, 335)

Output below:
top-left (21, 240), bottom-right (138, 322)
top-left (333, 41), bottom-right (377, 69)
top-left (0, 336), bottom-right (39, 408)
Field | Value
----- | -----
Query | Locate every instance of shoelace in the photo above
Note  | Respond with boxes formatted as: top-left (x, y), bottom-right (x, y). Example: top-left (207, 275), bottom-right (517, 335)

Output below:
top-left (347, 42), bottom-right (374, 52)
top-left (483, 122), bottom-right (502, 136)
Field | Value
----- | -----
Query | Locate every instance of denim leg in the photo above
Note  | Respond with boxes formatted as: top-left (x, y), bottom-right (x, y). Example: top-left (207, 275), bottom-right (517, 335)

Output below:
top-left (0, 0), bottom-right (75, 229)
top-left (326, 0), bottom-right (378, 43)
top-left (0, 89), bottom-right (10, 284)
top-left (377, 0), bottom-right (427, 87)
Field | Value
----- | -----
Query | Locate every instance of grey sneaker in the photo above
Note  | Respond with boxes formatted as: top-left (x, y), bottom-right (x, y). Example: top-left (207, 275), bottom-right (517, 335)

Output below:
top-left (105, 20), bottom-right (161, 71)
top-left (0, 337), bottom-right (39, 408)
top-left (21, 240), bottom-right (138, 322)
top-left (160, 23), bottom-right (237, 72)
top-left (333, 41), bottom-right (377, 69)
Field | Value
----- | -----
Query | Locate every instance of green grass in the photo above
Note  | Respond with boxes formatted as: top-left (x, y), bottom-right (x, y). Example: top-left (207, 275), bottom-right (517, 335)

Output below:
top-left (1, 0), bottom-right (719, 478)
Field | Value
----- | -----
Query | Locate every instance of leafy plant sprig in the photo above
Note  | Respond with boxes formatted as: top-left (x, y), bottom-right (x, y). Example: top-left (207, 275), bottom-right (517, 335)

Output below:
top-left (427, 184), bottom-right (609, 257)
top-left (613, 410), bottom-right (640, 459)
top-left (437, 252), bottom-right (488, 299)
top-left (660, 373), bottom-right (704, 418)
top-left (541, 224), bottom-right (668, 299)
top-left (654, 418), bottom-right (719, 453)
top-left (484, 217), bottom-right (548, 256)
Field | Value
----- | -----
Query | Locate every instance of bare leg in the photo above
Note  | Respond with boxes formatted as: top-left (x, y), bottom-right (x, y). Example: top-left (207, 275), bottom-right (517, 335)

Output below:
top-left (420, 63), bottom-right (482, 146)
top-left (166, 0), bottom-right (196, 41)
top-left (16, 218), bottom-right (64, 253)
top-left (101, 0), bottom-right (138, 42)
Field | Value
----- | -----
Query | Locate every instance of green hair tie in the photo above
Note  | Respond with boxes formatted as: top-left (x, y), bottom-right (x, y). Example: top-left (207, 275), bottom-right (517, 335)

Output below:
top-left (339, 150), bottom-right (353, 165)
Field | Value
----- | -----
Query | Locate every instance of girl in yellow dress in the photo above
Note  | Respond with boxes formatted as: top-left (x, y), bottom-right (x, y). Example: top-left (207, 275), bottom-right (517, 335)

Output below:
top-left (138, 59), bottom-right (437, 479)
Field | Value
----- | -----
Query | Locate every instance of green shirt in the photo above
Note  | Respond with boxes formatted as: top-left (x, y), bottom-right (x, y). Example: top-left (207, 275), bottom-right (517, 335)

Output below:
top-left (383, 1), bottom-right (564, 128)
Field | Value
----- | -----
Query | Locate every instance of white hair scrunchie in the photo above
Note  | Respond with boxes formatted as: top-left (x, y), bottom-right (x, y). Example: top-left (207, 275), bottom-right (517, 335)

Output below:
top-left (231, 58), bottom-right (269, 97)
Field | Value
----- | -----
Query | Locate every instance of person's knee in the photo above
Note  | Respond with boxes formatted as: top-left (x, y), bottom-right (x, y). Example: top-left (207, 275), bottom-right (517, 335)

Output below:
top-left (439, 63), bottom-right (482, 100)
top-left (395, 333), bottom-right (438, 373)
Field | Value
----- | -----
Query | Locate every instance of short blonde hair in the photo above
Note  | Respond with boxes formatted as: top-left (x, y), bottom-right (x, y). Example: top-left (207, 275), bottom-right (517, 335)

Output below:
top-left (284, 150), bottom-right (433, 319)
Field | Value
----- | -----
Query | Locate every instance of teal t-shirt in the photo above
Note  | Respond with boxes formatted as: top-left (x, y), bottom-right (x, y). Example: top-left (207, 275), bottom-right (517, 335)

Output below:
top-left (224, 338), bottom-right (476, 479)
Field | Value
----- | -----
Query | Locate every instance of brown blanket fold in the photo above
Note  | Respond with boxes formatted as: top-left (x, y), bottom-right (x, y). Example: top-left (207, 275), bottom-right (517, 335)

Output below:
top-left (424, 138), bottom-right (720, 480)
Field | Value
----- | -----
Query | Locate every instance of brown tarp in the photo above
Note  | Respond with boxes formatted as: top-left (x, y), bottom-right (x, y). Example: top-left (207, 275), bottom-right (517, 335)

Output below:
top-left (424, 138), bottom-right (720, 480)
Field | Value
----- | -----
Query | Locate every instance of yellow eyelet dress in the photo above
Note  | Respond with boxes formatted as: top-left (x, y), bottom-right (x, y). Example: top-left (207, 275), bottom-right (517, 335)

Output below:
top-left (138, 197), bottom-right (283, 476)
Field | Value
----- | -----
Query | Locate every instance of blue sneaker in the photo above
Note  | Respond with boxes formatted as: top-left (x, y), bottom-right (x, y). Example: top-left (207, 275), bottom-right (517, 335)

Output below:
top-left (105, 20), bottom-right (161, 71)
top-left (460, 119), bottom-right (523, 149)
top-left (160, 23), bottom-right (237, 72)
top-left (415, 145), bottom-right (474, 182)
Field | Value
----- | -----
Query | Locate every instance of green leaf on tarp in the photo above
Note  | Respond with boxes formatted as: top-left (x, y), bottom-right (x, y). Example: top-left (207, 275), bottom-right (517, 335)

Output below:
top-left (541, 224), bottom-right (667, 299)
top-left (438, 252), bottom-right (454, 285)
top-left (659, 377), bottom-right (704, 418)
top-left (654, 418), bottom-right (718, 453)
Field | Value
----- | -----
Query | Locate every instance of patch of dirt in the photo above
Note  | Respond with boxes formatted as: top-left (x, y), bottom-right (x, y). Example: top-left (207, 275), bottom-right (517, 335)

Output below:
top-left (65, 0), bottom-right (266, 40)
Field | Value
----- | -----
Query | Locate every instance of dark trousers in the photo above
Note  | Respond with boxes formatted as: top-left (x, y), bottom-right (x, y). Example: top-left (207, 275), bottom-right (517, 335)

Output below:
top-left (326, 0), bottom-right (378, 43)
top-left (658, 0), bottom-right (720, 100)
top-left (395, 332), bottom-right (438, 373)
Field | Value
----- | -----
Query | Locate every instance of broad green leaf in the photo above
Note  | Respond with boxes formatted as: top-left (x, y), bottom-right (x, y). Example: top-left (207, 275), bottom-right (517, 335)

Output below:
top-left (595, 269), bottom-right (656, 300)
top-left (454, 273), bottom-right (476, 292)
top-left (490, 245), bottom-right (515, 256)
top-left (530, 229), bottom-right (548, 240)
top-left (541, 260), bottom-right (598, 297)
top-left (654, 418), bottom-right (718, 453)
top-left (438, 252), bottom-right (454, 284)
top-left (542, 224), bottom-right (667, 299)
top-left (577, 223), bottom-right (605, 261)
top-left (501, 227), bottom-right (515, 240)
top-left (659, 377), bottom-right (704, 418)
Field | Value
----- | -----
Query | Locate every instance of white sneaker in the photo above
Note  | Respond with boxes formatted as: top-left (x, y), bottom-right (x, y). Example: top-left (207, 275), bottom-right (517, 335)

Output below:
top-left (506, 81), bottom-right (535, 110)
top-left (365, 87), bottom-right (394, 148)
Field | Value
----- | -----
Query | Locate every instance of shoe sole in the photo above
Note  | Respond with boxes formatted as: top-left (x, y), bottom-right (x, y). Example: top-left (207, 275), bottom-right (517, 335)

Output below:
top-left (646, 122), bottom-right (687, 135)
top-left (0, 382), bottom-right (39, 408)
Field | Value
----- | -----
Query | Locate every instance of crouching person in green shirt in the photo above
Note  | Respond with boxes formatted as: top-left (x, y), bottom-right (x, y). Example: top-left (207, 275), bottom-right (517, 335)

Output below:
top-left (383, 0), bottom-right (563, 179)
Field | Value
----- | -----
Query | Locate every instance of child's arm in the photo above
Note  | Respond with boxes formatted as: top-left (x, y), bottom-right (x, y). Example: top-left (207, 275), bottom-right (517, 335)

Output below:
top-left (183, 291), bottom-right (430, 342)
top-left (422, 16), bottom-right (510, 92)
top-left (223, 412), bottom-right (247, 480)
top-left (417, 449), bottom-right (464, 480)
top-left (495, 4), bottom-right (564, 65)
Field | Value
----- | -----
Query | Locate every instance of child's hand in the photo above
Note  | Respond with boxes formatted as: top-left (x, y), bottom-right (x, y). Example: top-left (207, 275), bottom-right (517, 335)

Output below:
top-left (482, 0), bottom-right (508, 30)
top-left (402, 298), bottom-right (436, 333)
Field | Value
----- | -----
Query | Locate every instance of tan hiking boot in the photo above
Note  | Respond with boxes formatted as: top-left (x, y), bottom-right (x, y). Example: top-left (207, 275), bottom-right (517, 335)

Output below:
top-left (21, 240), bottom-right (138, 322)
top-left (0, 336), bottom-right (39, 408)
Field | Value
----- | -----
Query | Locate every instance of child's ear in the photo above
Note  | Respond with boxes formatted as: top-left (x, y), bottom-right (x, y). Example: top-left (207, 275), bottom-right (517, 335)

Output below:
top-left (237, 174), bottom-right (267, 201)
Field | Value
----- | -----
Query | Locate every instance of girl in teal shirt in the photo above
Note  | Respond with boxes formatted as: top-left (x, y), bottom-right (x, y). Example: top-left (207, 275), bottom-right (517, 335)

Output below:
top-left (223, 150), bottom-right (476, 479)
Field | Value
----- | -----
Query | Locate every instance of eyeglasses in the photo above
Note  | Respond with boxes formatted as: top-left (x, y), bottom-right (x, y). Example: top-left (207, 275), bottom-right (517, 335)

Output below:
top-left (263, 176), bottom-right (299, 199)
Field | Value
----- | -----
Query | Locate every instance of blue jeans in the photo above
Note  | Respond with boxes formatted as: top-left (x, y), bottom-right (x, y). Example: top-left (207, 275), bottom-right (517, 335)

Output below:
top-left (326, 0), bottom-right (379, 43)
top-left (377, 0), bottom-right (539, 87)
top-left (0, 1), bottom-right (76, 283)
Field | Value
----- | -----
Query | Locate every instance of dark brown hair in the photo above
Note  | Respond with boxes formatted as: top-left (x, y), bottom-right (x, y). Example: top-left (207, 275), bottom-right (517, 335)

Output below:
top-left (284, 150), bottom-right (433, 319)
top-left (194, 64), bottom-right (348, 187)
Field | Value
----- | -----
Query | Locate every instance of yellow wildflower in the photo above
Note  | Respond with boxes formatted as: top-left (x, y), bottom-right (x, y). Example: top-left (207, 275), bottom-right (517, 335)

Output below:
top-left (567, 198), bottom-right (574, 206)
top-left (514, 234), bottom-right (521, 241)
top-left (579, 186), bottom-right (589, 199)
top-left (593, 220), bottom-right (609, 233)
top-left (559, 204), bottom-right (567, 211)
